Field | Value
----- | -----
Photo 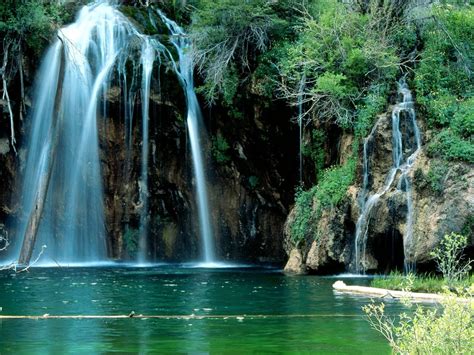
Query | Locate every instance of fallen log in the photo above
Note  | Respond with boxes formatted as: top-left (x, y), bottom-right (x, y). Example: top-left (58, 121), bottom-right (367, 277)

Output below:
top-left (332, 280), bottom-right (446, 302)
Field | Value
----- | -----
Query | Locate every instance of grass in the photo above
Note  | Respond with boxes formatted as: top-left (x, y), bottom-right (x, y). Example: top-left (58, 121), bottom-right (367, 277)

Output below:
top-left (371, 271), bottom-right (474, 293)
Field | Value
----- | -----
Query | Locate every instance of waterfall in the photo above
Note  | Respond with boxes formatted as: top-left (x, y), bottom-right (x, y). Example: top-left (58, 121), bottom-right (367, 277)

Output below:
top-left (297, 74), bottom-right (306, 185)
top-left (14, 1), bottom-right (168, 265)
top-left (138, 41), bottom-right (155, 263)
top-left (159, 12), bottom-right (216, 263)
top-left (354, 78), bottom-right (421, 273)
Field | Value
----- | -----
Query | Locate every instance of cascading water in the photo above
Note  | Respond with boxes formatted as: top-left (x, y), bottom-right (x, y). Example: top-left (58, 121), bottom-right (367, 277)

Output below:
top-left (354, 78), bottom-right (421, 273)
top-left (138, 41), bottom-right (155, 263)
top-left (14, 1), bottom-right (166, 265)
top-left (297, 74), bottom-right (306, 185)
top-left (159, 12), bottom-right (216, 264)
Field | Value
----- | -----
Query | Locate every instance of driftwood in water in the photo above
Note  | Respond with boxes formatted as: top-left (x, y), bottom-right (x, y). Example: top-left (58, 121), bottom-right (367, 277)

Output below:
top-left (332, 281), bottom-right (446, 302)
top-left (18, 47), bottom-right (64, 266)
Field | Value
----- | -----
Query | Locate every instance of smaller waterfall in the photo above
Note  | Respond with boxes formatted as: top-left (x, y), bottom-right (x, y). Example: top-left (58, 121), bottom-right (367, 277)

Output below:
top-left (159, 12), bottom-right (216, 263)
top-left (354, 78), bottom-right (421, 273)
top-left (137, 41), bottom-right (155, 263)
top-left (297, 75), bottom-right (306, 185)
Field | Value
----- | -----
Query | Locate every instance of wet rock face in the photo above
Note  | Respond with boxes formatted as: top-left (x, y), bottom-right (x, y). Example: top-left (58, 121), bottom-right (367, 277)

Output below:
top-left (98, 84), bottom-right (295, 263)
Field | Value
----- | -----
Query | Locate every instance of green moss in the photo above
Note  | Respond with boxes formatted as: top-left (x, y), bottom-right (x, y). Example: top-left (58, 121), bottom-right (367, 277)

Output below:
top-left (211, 134), bottom-right (231, 164)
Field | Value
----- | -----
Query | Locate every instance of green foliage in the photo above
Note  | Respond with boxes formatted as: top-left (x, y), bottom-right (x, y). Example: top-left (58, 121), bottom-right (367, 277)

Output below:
top-left (354, 85), bottom-right (389, 137)
top-left (426, 160), bottom-right (449, 195)
top-left (123, 227), bottom-right (139, 257)
top-left (289, 154), bottom-right (357, 245)
top-left (302, 129), bottom-right (326, 177)
top-left (211, 134), bottom-right (231, 164)
top-left (314, 157), bottom-right (356, 210)
top-left (428, 129), bottom-right (474, 163)
top-left (290, 185), bottom-right (317, 245)
top-left (431, 233), bottom-right (472, 288)
top-left (371, 271), bottom-right (474, 293)
top-left (414, 4), bottom-right (474, 163)
top-left (363, 292), bottom-right (473, 354)
top-left (190, 0), bottom-right (294, 104)
top-left (0, 0), bottom-right (75, 54)
top-left (276, 1), bottom-right (399, 128)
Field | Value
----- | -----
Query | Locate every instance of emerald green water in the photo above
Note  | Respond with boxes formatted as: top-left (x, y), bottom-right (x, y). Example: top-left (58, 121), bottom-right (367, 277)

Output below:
top-left (0, 266), bottom-right (401, 353)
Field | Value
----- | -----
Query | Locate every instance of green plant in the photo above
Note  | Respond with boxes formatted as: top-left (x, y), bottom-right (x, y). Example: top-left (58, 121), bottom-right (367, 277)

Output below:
top-left (426, 160), bottom-right (449, 195)
top-left (431, 233), bottom-right (472, 288)
top-left (428, 129), bottom-right (474, 163)
top-left (289, 153), bottom-right (357, 245)
top-left (414, 4), bottom-right (474, 164)
top-left (211, 134), bottom-right (231, 164)
top-left (289, 186), bottom-right (317, 245)
top-left (276, 1), bottom-right (399, 128)
top-left (302, 129), bottom-right (326, 177)
top-left (371, 271), bottom-right (474, 293)
top-left (190, 0), bottom-right (292, 104)
top-left (363, 291), bottom-right (473, 354)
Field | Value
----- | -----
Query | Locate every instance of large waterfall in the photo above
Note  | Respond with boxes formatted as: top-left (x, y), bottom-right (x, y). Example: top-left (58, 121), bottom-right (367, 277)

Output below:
top-left (12, 1), bottom-right (215, 265)
top-left (354, 78), bottom-right (421, 273)
top-left (159, 12), bottom-right (216, 264)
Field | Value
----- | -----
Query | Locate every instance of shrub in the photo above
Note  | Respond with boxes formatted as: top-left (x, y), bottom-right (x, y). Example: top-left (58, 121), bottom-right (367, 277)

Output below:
top-left (428, 129), bottom-right (474, 164)
top-left (290, 185), bottom-right (317, 245)
top-left (414, 4), bottom-right (474, 164)
top-left (426, 160), bottom-right (449, 195)
top-left (431, 232), bottom-right (472, 288)
top-left (302, 129), bottom-right (326, 178)
top-left (363, 292), bottom-right (473, 354)
top-left (276, 1), bottom-right (399, 128)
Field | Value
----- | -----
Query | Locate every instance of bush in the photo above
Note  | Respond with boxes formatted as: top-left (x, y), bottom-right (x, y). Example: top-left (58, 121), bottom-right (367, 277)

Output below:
top-left (414, 4), bottom-right (474, 163)
top-left (302, 129), bottom-right (326, 178)
top-left (363, 292), bottom-right (473, 354)
top-left (276, 1), bottom-right (399, 128)
top-left (189, 0), bottom-right (293, 104)
top-left (431, 233), bottom-right (472, 288)
top-left (371, 271), bottom-right (474, 293)
top-left (290, 186), bottom-right (317, 245)
top-left (426, 160), bottom-right (449, 195)
top-left (428, 129), bottom-right (474, 163)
